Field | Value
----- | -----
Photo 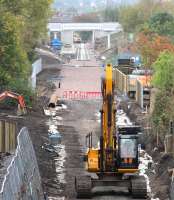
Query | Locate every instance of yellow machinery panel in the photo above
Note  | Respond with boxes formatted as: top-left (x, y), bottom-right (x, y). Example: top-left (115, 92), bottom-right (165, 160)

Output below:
top-left (118, 169), bottom-right (139, 174)
top-left (87, 149), bottom-right (99, 172)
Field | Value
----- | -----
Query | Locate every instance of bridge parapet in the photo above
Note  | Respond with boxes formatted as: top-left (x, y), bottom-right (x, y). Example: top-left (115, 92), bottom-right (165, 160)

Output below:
top-left (48, 22), bottom-right (122, 32)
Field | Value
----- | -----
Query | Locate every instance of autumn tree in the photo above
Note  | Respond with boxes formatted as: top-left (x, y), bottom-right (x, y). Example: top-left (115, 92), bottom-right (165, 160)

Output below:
top-left (136, 30), bottom-right (174, 66)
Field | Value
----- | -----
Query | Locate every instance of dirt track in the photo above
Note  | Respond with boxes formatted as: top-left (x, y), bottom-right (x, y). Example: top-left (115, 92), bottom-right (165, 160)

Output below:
top-left (58, 100), bottom-right (146, 200)
top-left (34, 50), bottom-right (148, 199)
top-left (0, 44), bottom-right (171, 200)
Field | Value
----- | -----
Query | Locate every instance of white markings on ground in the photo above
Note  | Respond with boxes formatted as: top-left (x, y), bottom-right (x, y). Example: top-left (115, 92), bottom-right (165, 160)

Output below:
top-left (139, 150), bottom-right (159, 200)
top-left (95, 111), bottom-right (101, 123)
top-left (116, 109), bottom-right (133, 126)
top-left (44, 104), bottom-right (68, 116)
top-left (48, 197), bottom-right (65, 200)
top-left (54, 144), bottom-right (66, 186)
top-left (44, 104), bottom-right (68, 199)
top-left (76, 43), bottom-right (90, 61)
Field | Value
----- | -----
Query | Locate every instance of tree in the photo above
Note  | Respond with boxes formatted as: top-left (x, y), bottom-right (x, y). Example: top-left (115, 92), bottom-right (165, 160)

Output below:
top-left (148, 12), bottom-right (174, 36)
top-left (1, 0), bottom-right (53, 61)
top-left (0, 0), bottom-right (53, 95)
top-left (152, 52), bottom-right (174, 133)
top-left (152, 51), bottom-right (174, 91)
top-left (118, 5), bottom-right (146, 33)
top-left (102, 7), bottom-right (119, 22)
top-left (136, 30), bottom-right (174, 66)
top-left (0, 12), bottom-right (29, 86)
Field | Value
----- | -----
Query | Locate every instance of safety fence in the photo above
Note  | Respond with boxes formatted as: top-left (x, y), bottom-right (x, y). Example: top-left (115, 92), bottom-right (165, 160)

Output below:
top-left (0, 127), bottom-right (43, 200)
top-left (63, 91), bottom-right (102, 100)
top-left (0, 120), bottom-right (16, 153)
top-left (31, 58), bottom-right (42, 89)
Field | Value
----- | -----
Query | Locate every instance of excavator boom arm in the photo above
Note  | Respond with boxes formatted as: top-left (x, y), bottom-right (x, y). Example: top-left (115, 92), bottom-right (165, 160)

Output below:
top-left (0, 91), bottom-right (26, 109)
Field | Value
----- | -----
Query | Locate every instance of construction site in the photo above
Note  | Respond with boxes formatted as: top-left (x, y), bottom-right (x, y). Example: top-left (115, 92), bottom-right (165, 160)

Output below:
top-left (1, 0), bottom-right (174, 200)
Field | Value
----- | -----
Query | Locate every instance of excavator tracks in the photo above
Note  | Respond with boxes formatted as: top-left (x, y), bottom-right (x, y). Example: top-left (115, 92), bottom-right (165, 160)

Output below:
top-left (75, 175), bottom-right (92, 198)
top-left (131, 176), bottom-right (147, 199)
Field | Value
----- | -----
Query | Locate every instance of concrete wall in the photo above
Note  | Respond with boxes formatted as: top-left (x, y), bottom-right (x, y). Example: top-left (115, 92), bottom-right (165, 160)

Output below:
top-left (136, 80), bottom-right (143, 109)
top-left (0, 127), bottom-right (43, 200)
top-left (31, 58), bottom-right (42, 89)
top-left (61, 30), bottom-right (73, 45)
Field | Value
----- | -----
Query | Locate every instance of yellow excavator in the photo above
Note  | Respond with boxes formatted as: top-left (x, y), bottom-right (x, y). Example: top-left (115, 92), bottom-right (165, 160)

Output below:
top-left (75, 64), bottom-right (147, 198)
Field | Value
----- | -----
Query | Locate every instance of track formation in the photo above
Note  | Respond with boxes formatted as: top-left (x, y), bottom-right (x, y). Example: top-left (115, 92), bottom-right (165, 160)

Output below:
top-left (76, 43), bottom-right (90, 61)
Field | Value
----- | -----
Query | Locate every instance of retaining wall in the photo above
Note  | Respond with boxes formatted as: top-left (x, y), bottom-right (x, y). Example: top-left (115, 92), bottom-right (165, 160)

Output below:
top-left (31, 58), bottom-right (42, 89)
top-left (113, 68), bottom-right (144, 108)
top-left (0, 127), bottom-right (43, 200)
top-left (136, 80), bottom-right (143, 109)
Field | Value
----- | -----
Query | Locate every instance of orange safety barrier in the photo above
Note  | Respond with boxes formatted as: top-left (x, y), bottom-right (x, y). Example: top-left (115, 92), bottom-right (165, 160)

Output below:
top-left (63, 91), bottom-right (102, 100)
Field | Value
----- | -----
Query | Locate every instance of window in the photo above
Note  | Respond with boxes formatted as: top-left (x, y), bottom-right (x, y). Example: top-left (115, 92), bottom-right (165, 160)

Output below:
top-left (120, 138), bottom-right (137, 158)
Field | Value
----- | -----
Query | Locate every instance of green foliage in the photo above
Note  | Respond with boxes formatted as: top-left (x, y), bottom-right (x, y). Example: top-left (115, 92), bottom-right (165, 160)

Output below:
top-left (8, 79), bottom-right (35, 106)
top-left (103, 7), bottom-right (119, 22)
top-left (0, 12), bottom-right (29, 86)
top-left (79, 31), bottom-right (92, 42)
top-left (149, 12), bottom-right (174, 36)
top-left (102, 0), bottom-right (174, 34)
top-left (152, 52), bottom-right (174, 135)
top-left (152, 90), bottom-right (169, 126)
top-left (1, 0), bottom-right (53, 61)
top-left (152, 51), bottom-right (174, 91)
top-left (118, 6), bottom-right (147, 33)
top-left (0, 0), bottom-right (53, 105)
top-left (152, 89), bottom-right (174, 136)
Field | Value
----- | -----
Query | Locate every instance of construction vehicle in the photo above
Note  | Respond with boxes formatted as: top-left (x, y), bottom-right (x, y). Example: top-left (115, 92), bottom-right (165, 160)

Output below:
top-left (0, 91), bottom-right (27, 115)
top-left (75, 64), bottom-right (147, 198)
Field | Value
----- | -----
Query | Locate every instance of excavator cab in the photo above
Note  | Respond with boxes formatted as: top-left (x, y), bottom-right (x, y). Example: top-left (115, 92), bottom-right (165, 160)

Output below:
top-left (117, 126), bottom-right (140, 171)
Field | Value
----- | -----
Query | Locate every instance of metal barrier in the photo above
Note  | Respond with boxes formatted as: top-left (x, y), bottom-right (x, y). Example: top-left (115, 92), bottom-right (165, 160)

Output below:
top-left (0, 120), bottom-right (16, 153)
top-left (113, 68), bottom-right (128, 94)
top-left (0, 127), bottom-right (43, 200)
top-left (136, 80), bottom-right (143, 109)
top-left (113, 69), bottom-right (145, 109)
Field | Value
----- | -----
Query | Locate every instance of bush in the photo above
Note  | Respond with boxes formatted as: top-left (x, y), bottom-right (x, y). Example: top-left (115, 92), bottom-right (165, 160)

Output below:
top-left (0, 79), bottom-right (36, 107)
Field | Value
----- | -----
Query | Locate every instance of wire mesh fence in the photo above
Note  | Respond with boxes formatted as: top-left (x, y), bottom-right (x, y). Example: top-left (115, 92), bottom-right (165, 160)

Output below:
top-left (0, 127), bottom-right (43, 200)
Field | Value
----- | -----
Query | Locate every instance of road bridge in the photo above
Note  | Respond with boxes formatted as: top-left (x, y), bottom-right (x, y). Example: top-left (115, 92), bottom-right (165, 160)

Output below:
top-left (47, 22), bottom-right (123, 49)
